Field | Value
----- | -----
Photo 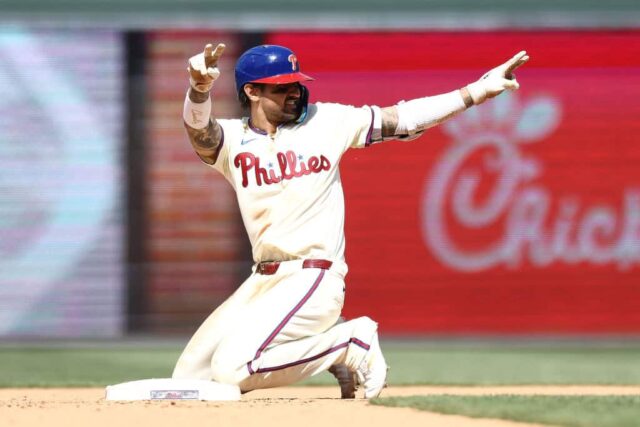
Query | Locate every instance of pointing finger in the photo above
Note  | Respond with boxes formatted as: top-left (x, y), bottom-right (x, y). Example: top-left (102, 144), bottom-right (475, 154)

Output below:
top-left (202, 44), bottom-right (214, 70)
top-left (205, 43), bottom-right (226, 68)
top-left (505, 50), bottom-right (529, 77)
top-left (204, 43), bottom-right (213, 57)
top-left (507, 50), bottom-right (527, 66)
top-left (212, 43), bottom-right (226, 61)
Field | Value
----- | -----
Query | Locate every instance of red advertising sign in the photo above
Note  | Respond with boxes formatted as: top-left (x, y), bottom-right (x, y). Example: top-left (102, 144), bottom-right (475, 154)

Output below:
top-left (267, 31), bottom-right (640, 334)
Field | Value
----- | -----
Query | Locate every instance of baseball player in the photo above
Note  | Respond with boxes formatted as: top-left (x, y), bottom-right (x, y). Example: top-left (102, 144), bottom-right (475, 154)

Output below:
top-left (173, 43), bottom-right (529, 398)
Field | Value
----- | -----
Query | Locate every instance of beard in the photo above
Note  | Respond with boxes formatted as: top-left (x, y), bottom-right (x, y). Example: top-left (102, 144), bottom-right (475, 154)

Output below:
top-left (276, 98), bottom-right (301, 122)
top-left (284, 98), bottom-right (301, 117)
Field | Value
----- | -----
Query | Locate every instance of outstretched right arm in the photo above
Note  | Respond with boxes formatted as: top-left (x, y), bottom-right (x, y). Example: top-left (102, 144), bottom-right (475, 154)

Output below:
top-left (182, 43), bottom-right (225, 165)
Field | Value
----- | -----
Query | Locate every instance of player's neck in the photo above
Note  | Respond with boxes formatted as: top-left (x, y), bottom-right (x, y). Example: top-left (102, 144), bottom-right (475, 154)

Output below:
top-left (249, 117), bottom-right (277, 136)
top-left (248, 109), bottom-right (281, 136)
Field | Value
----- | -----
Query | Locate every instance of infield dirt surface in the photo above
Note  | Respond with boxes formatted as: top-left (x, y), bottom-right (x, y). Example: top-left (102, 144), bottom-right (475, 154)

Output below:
top-left (2, 386), bottom-right (640, 427)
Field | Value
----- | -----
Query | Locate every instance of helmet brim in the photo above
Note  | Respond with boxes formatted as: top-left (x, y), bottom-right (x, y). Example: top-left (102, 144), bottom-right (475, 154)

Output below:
top-left (251, 72), bottom-right (314, 85)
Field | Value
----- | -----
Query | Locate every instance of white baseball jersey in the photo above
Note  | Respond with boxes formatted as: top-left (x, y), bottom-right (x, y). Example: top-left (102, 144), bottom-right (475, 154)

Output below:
top-left (210, 102), bottom-right (382, 264)
top-left (173, 102), bottom-right (385, 394)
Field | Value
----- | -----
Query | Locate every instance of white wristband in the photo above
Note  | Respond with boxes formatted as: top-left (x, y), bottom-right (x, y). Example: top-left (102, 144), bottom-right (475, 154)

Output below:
top-left (183, 92), bottom-right (211, 129)
top-left (395, 90), bottom-right (467, 135)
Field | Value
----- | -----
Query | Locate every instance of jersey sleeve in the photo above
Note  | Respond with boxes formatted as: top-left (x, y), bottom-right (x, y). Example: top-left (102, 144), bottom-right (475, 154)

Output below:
top-left (313, 103), bottom-right (382, 152)
top-left (341, 104), bottom-right (381, 150)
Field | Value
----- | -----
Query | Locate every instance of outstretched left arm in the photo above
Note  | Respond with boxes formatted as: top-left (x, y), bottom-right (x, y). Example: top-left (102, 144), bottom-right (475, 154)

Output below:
top-left (380, 51), bottom-right (529, 139)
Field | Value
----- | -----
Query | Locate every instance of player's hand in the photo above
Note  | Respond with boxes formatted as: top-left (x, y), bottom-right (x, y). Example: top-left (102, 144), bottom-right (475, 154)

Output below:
top-left (188, 43), bottom-right (226, 93)
top-left (466, 51), bottom-right (529, 105)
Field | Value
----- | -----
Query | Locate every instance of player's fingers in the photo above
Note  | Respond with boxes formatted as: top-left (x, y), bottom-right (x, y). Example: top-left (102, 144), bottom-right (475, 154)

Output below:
top-left (503, 78), bottom-right (520, 90)
top-left (505, 51), bottom-right (529, 76)
top-left (207, 67), bottom-right (221, 80)
top-left (509, 55), bottom-right (529, 73)
top-left (188, 64), bottom-right (205, 81)
top-left (205, 43), bottom-right (226, 68)
top-left (203, 43), bottom-right (213, 58)
top-left (506, 50), bottom-right (527, 67)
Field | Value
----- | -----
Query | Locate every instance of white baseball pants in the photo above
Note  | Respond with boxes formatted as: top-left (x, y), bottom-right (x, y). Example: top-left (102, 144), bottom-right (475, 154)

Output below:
top-left (172, 260), bottom-right (378, 392)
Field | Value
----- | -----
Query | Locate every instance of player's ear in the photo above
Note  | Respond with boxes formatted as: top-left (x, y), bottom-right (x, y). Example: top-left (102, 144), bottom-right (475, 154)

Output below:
top-left (244, 84), bottom-right (261, 102)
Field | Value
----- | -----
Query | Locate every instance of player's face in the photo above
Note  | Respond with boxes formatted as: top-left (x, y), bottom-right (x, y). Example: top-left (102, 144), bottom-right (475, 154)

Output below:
top-left (255, 83), bottom-right (302, 124)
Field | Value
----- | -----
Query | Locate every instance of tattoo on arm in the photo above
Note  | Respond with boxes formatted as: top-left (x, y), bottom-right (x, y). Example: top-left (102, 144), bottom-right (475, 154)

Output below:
top-left (381, 106), bottom-right (400, 138)
top-left (184, 88), bottom-right (222, 164)
top-left (188, 87), bottom-right (210, 103)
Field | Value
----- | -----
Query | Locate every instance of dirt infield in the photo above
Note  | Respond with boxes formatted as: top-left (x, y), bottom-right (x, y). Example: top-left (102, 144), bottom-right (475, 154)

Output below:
top-left (2, 386), bottom-right (640, 427)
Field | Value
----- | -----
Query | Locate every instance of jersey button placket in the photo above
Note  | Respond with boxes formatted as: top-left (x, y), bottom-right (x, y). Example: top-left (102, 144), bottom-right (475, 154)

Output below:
top-left (267, 133), bottom-right (285, 187)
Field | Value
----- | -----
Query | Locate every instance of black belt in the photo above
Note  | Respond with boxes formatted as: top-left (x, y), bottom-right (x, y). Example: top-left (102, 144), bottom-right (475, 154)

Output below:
top-left (256, 259), bottom-right (333, 275)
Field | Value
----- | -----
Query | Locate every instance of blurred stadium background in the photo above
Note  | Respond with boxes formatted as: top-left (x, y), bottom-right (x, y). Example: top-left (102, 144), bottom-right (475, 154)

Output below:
top-left (1, 1), bottom-right (640, 386)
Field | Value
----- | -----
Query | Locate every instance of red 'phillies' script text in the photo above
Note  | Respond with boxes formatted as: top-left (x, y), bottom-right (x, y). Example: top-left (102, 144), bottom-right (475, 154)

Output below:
top-left (234, 150), bottom-right (331, 187)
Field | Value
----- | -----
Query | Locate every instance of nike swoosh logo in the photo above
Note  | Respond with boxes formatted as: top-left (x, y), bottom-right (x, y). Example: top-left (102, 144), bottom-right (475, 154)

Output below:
top-left (241, 137), bottom-right (259, 145)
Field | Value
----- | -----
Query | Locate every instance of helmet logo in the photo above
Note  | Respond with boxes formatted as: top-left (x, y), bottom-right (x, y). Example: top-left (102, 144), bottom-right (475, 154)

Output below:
top-left (288, 54), bottom-right (298, 71)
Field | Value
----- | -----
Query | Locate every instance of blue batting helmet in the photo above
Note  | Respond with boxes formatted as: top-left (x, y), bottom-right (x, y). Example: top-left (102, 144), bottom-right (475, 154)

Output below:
top-left (234, 45), bottom-right (314, 96)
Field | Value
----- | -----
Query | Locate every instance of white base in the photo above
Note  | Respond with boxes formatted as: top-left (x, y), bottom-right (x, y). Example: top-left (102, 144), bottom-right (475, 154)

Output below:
top-left (105, 378), bottom-right (241, 401)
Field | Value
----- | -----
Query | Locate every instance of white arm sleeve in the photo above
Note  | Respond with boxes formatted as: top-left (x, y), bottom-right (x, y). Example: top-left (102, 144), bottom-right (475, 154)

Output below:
top-left (183, 91), bottom-right (212, 129)
top-left (395, 90), bottom-right (467, 136)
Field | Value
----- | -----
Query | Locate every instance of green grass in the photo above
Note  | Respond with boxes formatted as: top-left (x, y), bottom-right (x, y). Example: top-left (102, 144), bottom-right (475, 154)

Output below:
top-left (1, 341), bottom-right (640, 387)
top-left (304, 341), bottom-right (640, 386)
top-left (0, 347), bottom-right (182, 387)
top-left (371, 395), bottom-right (640, 427)
top-left (383, 343), bottom-right (640, 386)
